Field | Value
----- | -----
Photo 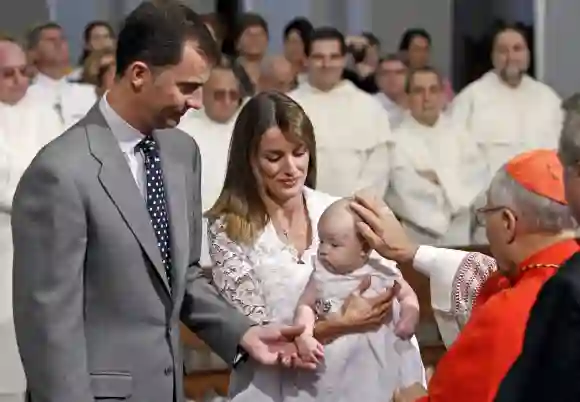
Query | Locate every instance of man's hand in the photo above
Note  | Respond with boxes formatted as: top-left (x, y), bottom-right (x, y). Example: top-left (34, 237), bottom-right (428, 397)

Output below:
top-left (240, 325), bottom-right (306, 366)
top-left (392, 383), bottom-right (428, 402)
top-left (350, 193), bottom-right (419, 264)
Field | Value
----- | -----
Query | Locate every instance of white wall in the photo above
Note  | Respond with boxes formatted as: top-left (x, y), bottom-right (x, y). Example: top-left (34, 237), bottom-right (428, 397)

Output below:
top-left (540, 0), bottom-right (580, 98)
top-left (0, 0), bottom-right (50, 40)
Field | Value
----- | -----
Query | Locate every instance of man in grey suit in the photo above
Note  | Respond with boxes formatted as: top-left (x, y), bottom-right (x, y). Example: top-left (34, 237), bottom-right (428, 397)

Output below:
top-left (11, 2), bottom-right (305, 401)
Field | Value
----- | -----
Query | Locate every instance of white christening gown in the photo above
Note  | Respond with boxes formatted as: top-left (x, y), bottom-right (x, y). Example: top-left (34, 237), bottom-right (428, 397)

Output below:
top-left (208, 188), bottom-right (425, 402)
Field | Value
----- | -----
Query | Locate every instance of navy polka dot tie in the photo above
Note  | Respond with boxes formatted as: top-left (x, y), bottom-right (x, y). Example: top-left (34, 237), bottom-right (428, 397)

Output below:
top-left (137, 136), bottom-right (172, 291)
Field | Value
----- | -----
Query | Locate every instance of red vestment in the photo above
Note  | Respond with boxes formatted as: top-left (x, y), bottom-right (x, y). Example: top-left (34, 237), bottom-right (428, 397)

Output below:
top-left (416, 239), bottom-right (580, 402)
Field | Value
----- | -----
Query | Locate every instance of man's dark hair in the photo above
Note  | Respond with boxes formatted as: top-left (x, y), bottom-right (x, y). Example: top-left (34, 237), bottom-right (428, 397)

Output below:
top-left (398, 28), bottom-right (431, 51)
top-left (25, 22), bottom-right (63, 50)
top-left (305, 27), bottom-right (347, 56)
top-left (405, 65), bottom-right (442, 93)
top-left (234, 12), bottom-right (269, 43)
top-left (361, 32), bottom-right (380, 47)
top-left (491, 21), bottom-right (529, 48)
top-left (115, 0), bottom-right (219, 77)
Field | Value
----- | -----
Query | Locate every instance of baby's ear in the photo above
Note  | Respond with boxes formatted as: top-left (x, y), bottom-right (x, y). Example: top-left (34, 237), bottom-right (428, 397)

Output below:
top-left (360, 236), bottom-right (372, 254)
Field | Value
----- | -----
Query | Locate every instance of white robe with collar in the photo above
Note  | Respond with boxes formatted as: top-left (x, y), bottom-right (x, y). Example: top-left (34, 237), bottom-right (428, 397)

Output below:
top-left (450, 71), bottom-right (562, 176)
top-left (386, 114), bottom-right (488, 246)
top-left (289, 80), bottom-right (393, 198)
top-left (0, 93), bottom-right (63, 395)
top-left (29, 73), bottom-right (98, 131)
top-left (375, 92), bottom-right (407, 129)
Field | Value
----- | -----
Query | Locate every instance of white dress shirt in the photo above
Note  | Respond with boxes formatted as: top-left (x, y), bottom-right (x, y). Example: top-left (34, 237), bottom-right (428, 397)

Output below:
top-left (99, 94), bottom-right (146, 197)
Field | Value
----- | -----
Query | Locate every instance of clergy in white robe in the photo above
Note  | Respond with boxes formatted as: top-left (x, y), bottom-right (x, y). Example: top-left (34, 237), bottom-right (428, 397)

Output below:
top-left (178, 59), bottom-right (241, 267)
top-left (289, 27), bottom-right (392, 198)
top-left (28, 76), bottom-right (97, 131)
top-left (26, 22), bottom-right (97, 131)
top-left (0, 37), bottom-right (63, 402)
top-left (375, 53), bottom-right (409, 129)
top-left (387, 67), bottom-right (488, 246)
top-left (257, 55), bottom-right (296, 94)
top-left (450, 25), bottom-right (562, 178)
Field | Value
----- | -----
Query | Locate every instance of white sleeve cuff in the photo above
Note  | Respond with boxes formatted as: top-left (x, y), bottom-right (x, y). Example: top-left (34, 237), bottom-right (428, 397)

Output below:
top-left (412, 245), bottom-right (469, 312)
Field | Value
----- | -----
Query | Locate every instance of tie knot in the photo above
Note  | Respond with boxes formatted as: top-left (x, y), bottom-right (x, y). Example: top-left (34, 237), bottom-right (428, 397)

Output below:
top-left (136, 136), bottom-right (158, 154)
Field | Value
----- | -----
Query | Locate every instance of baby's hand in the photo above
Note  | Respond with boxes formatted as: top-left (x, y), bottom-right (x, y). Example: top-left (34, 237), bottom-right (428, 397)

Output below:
top-left (394, 304), bottom-right (420, 340)
top-left (295, 334), bottom-right (324, 364)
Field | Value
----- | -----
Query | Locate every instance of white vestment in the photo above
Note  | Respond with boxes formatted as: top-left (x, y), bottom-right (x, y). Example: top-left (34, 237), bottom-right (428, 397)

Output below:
top-left (291, 257), bottom-right (425, 402)
top-left (386, 114), bottom-right (488, 246)
top-left (289, 81), bottom-right (393, 198)
top-left (208, 188), bottom-right (424, 402)
top-left (450, 71), bottom-right (562, 177)
top-left (375, 92), bottom-right (406, 129)
top-left (0, 94), bottom-right (63, 396)
top-left (413, 246), bottom-right (497, 348)
top-left (29, 73), bottom-right (98, 131)
top-left (178, 110), bottom-right (236, 267)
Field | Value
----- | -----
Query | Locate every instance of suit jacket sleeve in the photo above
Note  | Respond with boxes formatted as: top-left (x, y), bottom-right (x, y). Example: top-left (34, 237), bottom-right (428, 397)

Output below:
top-left (494, 269), bottom-right (580, 402)
top-left (11, 154), bottom-right (93, 402)
top-left (179, 141), bottom-right (253, 365)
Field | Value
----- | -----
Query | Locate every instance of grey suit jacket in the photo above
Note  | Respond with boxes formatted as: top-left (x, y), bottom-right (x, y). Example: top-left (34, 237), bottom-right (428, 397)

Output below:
top-left (11, 106), bottom-right (252, 402)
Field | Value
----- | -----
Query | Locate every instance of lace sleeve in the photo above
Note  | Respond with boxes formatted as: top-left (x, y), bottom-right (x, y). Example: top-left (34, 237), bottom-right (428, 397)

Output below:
top-left (452, 252), bottom-right (498, 318)
top-left (207, 219), bottom-right (269, 324)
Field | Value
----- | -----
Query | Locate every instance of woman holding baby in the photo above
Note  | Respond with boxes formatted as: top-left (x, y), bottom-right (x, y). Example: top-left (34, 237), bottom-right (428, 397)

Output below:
top-left (206, 91), bottom-right (425, 402)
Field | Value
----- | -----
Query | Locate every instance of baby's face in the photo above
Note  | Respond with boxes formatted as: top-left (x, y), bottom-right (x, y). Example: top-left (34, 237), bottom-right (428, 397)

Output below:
top-left (317, 218), bottom-right (367, 274)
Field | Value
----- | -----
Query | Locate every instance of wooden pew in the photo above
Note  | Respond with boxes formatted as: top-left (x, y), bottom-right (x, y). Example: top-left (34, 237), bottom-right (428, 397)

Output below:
top-left (181, 244), bottom-right (493, 398)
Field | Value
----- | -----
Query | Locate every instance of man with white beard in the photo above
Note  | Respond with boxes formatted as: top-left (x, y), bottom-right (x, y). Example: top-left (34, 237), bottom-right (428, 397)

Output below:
top-left (289, 27), bottom-right (392, 198)
top-left (451, 24), bottom-right (562, 177)
top-left (386, 66), bottom-right (487, 246)
top-left (0, 36), bottom-right (63, 402)
top-left (25, 23), bottom-right (97, 130)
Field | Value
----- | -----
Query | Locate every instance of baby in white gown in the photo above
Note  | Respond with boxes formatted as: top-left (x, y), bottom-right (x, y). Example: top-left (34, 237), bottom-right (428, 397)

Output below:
top-left (291, 198), bottom-right (425, 402)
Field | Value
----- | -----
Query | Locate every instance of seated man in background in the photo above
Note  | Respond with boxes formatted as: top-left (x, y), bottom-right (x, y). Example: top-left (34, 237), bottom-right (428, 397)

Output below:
top-left (178, 58), bottom-right (242, 266)
top-left (351, 149), bottom-right (578, 402)
top-left (386, 66), bottom-right (487, 247)
top-left (256, 55), bottom-right (296, 93)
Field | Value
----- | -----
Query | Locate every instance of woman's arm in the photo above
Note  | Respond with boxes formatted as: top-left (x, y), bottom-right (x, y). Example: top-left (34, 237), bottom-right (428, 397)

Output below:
top-left (207, 219), bottom-right (269, 324)
top-left (294, 273), bottom-right (318, 336)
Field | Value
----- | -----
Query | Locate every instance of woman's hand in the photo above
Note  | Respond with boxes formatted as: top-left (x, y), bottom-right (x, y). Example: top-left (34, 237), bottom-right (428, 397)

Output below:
top-left (313, 276), bottom-right (397, 343)
top-left (340, 276), bottom-right (397, 333)
top-left (349, 193), bottom-right (419, 265)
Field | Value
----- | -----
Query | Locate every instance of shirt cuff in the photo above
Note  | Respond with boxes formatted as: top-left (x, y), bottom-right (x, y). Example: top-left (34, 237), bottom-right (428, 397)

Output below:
top-left (232, 346), bottom-right (249, 368)
top-left (412, 245), bottom-right (469, 312)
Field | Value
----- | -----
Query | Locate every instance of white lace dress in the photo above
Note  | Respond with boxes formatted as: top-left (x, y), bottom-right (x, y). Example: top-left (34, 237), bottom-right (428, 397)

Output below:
top-left (208, 188), bottom-right (424, 402)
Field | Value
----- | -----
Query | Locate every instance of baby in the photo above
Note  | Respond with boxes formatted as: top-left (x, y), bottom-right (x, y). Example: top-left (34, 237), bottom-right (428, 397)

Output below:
top-left (291, 198), bottom-right (424, 401)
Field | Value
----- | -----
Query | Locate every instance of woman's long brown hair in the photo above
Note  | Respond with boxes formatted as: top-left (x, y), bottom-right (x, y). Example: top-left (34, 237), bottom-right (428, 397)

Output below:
top-left (205, 91), bottom-right (317, 245)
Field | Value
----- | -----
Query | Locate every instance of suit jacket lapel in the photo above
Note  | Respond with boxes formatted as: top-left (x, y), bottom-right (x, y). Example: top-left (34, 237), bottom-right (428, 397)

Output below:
top-left (84, 106), bottom-right (171, 295)
top-left (155, 132), bottom-right (188, 304)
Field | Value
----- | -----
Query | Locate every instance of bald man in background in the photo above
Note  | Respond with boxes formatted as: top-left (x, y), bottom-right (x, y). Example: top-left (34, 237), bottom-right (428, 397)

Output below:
top-left (0, 36), bottom-right (62, 402)
top-left (256, 55), bottom-right (296, 93)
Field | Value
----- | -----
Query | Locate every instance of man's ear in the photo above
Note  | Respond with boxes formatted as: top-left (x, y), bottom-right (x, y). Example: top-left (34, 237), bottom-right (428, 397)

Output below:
top-left (502, 208), bottom-right (518, 244)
